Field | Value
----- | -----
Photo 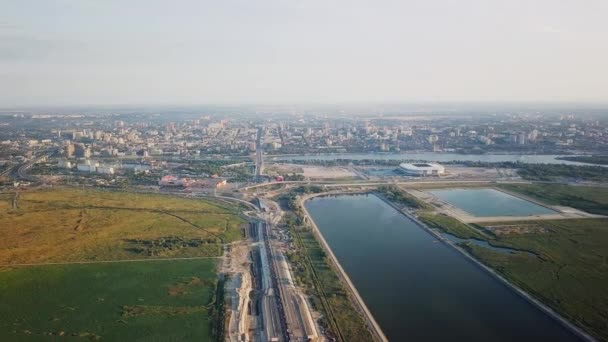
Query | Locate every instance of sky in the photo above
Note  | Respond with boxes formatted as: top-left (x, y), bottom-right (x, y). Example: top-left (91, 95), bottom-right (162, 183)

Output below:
top-left (1, 0), bottom-right (607, 107)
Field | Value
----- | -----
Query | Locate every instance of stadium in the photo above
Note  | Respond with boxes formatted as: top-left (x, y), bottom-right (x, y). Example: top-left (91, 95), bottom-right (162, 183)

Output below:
top-left (398, 163), bottom-right (445, 176)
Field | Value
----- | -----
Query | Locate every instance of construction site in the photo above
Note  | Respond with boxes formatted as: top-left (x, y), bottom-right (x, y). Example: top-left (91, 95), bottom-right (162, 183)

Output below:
top-left (222, 203), bottom-right (321, 342)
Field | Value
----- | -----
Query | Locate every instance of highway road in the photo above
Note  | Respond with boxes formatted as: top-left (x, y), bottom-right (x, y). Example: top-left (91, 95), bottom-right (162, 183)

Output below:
top-left (4, 148), bottom-right (58, 182)
top-left (238, 177), bottom-right (608, 192)
top-left (239, 178), bottom-right (523, 191)
top-left (254, 126), bottom-right (264, 182)
top-left (0, 164), bottom-right (15, 178)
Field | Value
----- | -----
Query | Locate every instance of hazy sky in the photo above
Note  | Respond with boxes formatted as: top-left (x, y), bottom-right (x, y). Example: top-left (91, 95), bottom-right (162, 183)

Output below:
top-left (1, 0), bottom-right (607, 106)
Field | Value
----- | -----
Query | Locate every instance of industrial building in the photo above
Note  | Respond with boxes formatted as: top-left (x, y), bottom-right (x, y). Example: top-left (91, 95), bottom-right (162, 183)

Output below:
top-left (158, 175), bottom-right (183, 186)
top-left (57, 159), bottom-right (72, 168)
top-left (158, 175), bottom-right (227, 188)
top-left (398, 163), bottom-right (445, 176)
top-left (77, 160), bottom-right (99, 173)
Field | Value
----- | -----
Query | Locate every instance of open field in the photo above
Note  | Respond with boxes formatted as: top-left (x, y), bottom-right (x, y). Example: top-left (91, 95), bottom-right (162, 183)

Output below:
top-left (266, 163), bottom-right (357, 179)
top-left (463, 218), bottom-right (608, 341)
top-left (0, 187), bottom-right (244, 264)
top-left (0, 188), bottom-right (244, 341)
top-left (0, 259), bottom-right (219, 341)
top-left (498, 183), bottom-right (608, 216)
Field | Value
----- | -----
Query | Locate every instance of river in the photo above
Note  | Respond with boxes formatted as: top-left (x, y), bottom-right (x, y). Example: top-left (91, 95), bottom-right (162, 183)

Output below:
top-left (305, 194), bottom-right (582, 341)
top-left (273, 152), bottom-right (598, 166)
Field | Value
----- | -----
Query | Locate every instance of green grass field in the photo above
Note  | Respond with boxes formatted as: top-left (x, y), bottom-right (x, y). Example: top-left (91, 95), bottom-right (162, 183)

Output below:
top-left (498, 183), bottom-right (608, 215)
top-left (0, 259), bottom-right (218, 341)
top-left (464, 219), bottom-right (608, 341)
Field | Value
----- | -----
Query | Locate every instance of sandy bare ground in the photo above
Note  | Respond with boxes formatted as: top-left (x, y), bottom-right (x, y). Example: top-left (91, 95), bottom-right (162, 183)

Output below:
top-left (268, 163), bottom-right (357, 179)
top-left (462, 212), bottom-right (602, 223)
top-left (301, 165), bottom-right (356, 179)
top-left (441, 166), bottom-right (519, 180)
top-left (222, 242), bottom-right (253, 342)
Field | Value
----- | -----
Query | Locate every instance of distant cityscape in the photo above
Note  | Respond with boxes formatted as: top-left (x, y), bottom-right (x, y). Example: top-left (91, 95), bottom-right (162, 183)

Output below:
top-left (1, 107), bottom-right (606, 189)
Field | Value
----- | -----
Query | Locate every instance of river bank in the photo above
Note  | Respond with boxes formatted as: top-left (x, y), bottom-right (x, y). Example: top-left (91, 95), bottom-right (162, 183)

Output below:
top-left (271, 152), bottom-right (601, 166)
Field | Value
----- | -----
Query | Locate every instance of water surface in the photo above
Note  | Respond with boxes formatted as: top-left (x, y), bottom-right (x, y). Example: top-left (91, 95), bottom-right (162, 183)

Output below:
top-left (275, 152), bottom-right (596, 165)
top-left (305, 194), bottom-right (580, 341)
top-left (429, 188), bottom-right (556, 217)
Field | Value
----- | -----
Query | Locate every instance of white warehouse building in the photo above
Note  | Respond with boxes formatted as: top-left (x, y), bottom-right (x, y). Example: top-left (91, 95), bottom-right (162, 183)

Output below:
top-left (96, 166), bottom-right (115, 175)
top-left (399, 163), bottom-right (445, 176)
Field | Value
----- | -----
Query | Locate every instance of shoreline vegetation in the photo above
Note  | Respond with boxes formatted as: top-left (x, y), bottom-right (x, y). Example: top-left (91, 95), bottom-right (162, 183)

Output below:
top-left (417, 211), bottom-right (487, 240)
top-left (376, 185), bottom-right (431, 210)
top-left (556, 155), bottom-right (608, 165)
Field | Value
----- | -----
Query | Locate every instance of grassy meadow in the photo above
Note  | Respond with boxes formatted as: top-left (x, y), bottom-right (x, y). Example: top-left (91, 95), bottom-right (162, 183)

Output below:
top-left (417, 211), bottom-right (488, 240)
top-left (465, 218), bottom-right (608, 341)
top-left (498, 183), bottom-right (608, 215)
top-left (0, 259), bottom-right (218, 341)
top-left (0, 187), bottom-right (244, 264)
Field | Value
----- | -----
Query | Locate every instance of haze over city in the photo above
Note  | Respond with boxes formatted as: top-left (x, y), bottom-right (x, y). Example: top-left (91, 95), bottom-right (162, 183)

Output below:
top-left (2, 0), bottom-right (608, 107)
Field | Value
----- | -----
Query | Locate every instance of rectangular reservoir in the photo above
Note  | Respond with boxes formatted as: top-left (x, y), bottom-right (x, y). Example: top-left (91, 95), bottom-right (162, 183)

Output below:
top-left (305, 194), bottom-right (579, 342)
top-left (428, 188), bottom-right (556, 217)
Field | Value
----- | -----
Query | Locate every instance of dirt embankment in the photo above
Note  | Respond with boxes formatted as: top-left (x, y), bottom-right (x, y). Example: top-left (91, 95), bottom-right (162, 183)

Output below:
top-left (222, 242), bottom-right (253, 342)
